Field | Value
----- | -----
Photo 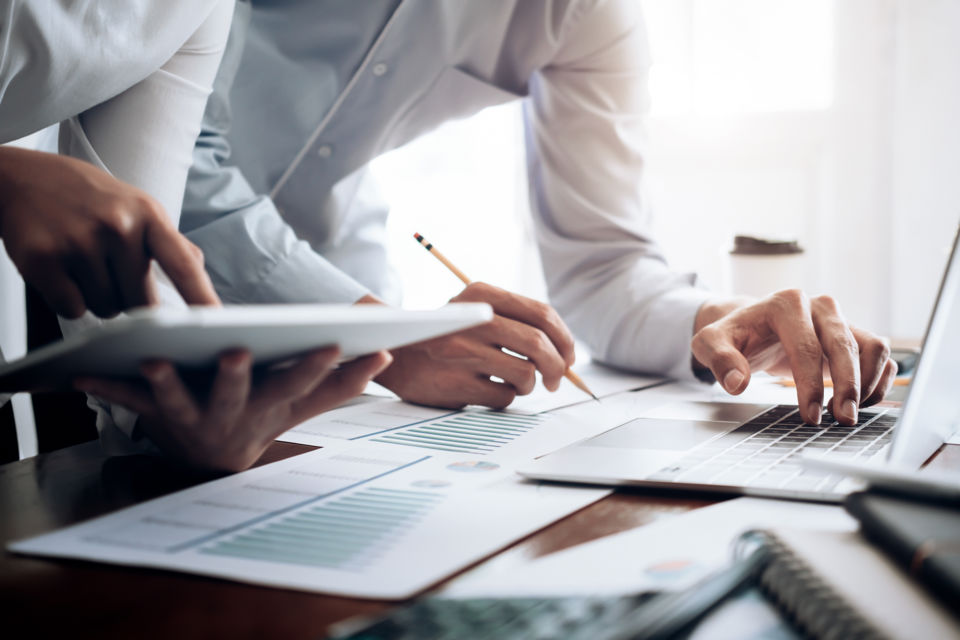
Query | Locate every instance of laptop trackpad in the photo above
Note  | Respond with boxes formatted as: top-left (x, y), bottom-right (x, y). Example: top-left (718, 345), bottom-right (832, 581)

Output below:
top-left (586, 418), bottom-right (732, 451)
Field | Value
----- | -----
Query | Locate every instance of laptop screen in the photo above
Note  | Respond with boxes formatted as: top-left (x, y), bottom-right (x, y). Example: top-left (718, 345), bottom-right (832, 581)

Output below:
top-left (888, 222), bottom-right (960, 467)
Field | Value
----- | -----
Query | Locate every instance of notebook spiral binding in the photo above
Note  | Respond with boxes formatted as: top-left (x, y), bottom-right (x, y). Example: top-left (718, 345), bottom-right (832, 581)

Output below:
top-left (736, 530), bottom-right (886, 640)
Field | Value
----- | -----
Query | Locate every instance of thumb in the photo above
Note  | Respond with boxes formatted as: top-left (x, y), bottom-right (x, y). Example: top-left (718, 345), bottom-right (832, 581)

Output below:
top-left (691, 325), bottom-right (752, 394)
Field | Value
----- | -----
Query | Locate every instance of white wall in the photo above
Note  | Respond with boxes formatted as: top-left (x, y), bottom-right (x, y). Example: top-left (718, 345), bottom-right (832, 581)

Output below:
top-left (813, 0), bottom-right (897, 334)
top-left (889, 0), bottom-right (960, 339)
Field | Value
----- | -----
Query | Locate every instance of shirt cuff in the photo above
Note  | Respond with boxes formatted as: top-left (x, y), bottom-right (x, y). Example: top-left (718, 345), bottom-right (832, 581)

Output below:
top-left (246, 242), bottom-right (370, 304)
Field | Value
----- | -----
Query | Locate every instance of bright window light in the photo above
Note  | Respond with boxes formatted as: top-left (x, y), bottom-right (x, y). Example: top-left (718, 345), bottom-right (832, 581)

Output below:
top-left (644, 0), bottom-right (834, 115)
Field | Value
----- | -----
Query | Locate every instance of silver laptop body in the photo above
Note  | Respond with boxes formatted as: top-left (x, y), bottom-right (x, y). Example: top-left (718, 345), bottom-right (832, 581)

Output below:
top-left (519, 225), bottom-right (960, 502)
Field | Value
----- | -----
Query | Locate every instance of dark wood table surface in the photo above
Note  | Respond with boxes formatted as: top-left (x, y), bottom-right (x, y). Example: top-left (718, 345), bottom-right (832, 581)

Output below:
top-left (1, 436), bottom-right (957, 639)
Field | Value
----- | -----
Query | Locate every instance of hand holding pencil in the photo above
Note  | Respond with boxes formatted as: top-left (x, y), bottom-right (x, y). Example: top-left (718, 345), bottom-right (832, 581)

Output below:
top-left (363, 232), bottom-right (595, 409)
top-left (412, 232), bottom-right (598, 402)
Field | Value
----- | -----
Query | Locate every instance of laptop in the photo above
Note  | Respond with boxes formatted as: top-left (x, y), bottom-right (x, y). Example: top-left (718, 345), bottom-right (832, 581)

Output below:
top-left (519, 226), bottom-right (960, 502)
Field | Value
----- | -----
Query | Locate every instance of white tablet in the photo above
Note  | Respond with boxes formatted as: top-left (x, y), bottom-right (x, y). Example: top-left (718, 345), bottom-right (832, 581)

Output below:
top-left (0, 303), bottom-right (492, 392)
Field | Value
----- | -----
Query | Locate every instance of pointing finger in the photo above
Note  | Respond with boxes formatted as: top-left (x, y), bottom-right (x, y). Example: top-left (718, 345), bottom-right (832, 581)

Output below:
top-left (766, 291), bottom-right (824, 425)
top-left (811, 296), bottom-right (859, 426)
top-left (145, 216), bottom-right (220, 307)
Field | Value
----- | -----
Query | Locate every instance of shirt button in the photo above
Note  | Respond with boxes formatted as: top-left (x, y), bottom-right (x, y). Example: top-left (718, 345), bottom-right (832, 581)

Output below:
top-left (372, 62), bottom-right (388, 77)
top-left (316, 144), bottom-right (333, 158)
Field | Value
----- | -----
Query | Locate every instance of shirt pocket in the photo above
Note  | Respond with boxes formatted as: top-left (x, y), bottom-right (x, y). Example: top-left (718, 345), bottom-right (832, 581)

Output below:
top-left (384, 65), bottom-right (525, 150)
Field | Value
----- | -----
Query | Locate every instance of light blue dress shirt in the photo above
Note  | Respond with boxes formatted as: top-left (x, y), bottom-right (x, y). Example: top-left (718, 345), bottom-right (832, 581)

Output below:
top-left (182, 0), bottom-right (713, 381)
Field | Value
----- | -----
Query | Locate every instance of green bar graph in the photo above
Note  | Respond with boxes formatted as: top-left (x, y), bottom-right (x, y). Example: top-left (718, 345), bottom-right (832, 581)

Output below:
top-left (200, 487), bottom-right (443, 570)
top-left (371, 411), bottom-right (546, 454)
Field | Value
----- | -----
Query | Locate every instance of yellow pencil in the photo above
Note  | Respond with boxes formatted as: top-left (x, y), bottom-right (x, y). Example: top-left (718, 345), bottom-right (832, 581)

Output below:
top-left (775, 377), bottom-right (911, 388)
top-left (414, 232), bottom-right (599, 401)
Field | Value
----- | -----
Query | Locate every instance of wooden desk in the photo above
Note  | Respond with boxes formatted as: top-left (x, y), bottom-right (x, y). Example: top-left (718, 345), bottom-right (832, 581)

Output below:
top-left (2, 440), bottom-right (957, 639)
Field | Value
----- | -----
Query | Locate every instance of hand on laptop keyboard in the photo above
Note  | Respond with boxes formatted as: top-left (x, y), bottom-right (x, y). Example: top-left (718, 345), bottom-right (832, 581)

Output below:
top-left (690, 291), bottom-right (898, 427)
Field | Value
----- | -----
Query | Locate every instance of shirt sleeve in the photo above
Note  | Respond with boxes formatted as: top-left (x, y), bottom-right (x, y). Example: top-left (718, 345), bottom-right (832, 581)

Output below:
top-left (179, 1), bottom-right (371, 306)
top-left (0, 0), bottom-right (223, 143)
top-left (53, 0), bottom-right (233, 451)
top-left (524, 0), bottom-right (715, 382)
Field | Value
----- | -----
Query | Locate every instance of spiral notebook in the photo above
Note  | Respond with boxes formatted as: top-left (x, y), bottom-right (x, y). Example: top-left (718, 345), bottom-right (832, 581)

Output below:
top-left (740, 528), bottom-right (960, 639)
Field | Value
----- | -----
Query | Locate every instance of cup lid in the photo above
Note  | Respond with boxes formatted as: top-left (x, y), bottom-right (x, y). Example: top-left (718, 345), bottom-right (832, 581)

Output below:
top-left (730, 235), bottom-right (804, 256)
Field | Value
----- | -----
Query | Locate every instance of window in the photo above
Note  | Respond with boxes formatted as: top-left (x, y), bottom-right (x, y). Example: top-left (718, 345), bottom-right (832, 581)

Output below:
top-left (645, 0), bottom-right (834, 115)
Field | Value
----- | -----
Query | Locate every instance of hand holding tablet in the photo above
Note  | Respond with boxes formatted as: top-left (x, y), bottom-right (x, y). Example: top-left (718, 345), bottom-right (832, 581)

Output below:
top-left (5, 303), bottom-right (492, 470)
top-left (0, 303), bottom-right (493, 392)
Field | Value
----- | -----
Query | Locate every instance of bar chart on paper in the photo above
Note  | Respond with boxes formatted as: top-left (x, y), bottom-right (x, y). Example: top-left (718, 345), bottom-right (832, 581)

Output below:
top-left (279, 400), bottom-right (581, 460)
top-left (202, 487), bottom-right (444, 570)
top-left (369, 411), bottom-right (547, 454)
top-left (79, 448), bottom-right (432, 554)
top-left (10, 443), bottom-right (609, 598)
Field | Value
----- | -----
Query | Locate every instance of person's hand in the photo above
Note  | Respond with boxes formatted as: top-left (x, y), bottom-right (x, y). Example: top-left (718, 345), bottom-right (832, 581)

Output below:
top-left (691, 290), bottom-right (898, 426)
top-left (364, 282), bottom-right (576, 409)
top-left (75, 348), bottom-right (392, 471)
top-left (0, 147), bottom-right (220, 318)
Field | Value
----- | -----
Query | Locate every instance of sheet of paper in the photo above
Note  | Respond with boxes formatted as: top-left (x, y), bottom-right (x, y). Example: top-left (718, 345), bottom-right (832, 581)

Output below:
top-left (283, 399), bottom-right (451, 442)
top-left (506, 362), bottom-right (665, 414)
top-left (279, 397), bottom-right (626, 461)
top-left (686, 589), bottom-right (801, 640)
top-left (10, 442), bottom-right (608, 599)
top-left (363, 361), bottom-right (666, 414)
top-left (441, 497), bottom-right (856, 598)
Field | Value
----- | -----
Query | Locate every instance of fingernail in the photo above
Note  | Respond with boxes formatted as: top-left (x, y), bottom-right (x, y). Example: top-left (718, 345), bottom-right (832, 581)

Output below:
top-left (722, 370), bottom-right (744, 392)
top-left (807, 402), bottom-right (822, 425)
top-left (843, 399), bottom-right (858, 424)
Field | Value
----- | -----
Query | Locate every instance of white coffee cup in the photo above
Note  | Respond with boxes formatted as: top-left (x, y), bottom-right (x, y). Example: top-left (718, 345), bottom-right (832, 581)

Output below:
top-left (729, 235), bottom-right (805, 298)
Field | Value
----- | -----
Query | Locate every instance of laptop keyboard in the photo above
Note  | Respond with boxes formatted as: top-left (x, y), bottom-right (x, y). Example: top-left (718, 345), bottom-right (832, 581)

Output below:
top-left (647, 405), bottom-right (897, 494)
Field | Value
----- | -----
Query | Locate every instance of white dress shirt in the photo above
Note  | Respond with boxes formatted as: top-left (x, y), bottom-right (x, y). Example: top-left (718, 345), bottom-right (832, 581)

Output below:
top-left (0, 0), bottom-right (234, 451)
top-left (183, 0), bottom-right (714, 384)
